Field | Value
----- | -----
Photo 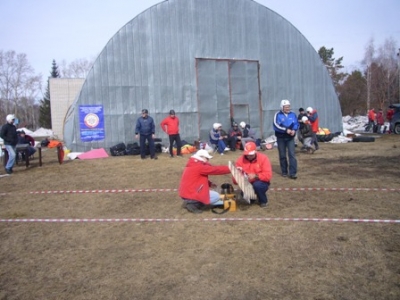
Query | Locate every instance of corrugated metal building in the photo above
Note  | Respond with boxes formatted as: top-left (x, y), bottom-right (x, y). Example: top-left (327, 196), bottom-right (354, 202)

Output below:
top-left (64, 0), bottom-right (342, 152)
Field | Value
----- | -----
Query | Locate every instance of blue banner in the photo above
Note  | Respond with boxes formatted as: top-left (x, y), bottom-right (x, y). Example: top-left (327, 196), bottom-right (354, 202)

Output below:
top-left (79, 105), bottom-right (105, 142)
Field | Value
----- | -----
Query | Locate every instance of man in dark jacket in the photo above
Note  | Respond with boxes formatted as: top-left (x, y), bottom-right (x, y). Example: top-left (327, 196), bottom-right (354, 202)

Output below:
top-left (0, 114), bottom-right (18, 174)
top-left (135, 109), bottom-right (157, 160)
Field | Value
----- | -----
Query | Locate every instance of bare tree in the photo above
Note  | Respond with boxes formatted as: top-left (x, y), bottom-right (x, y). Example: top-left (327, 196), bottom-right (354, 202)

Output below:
top-left (59, 57), bottom-right (94, 78)
top-left (362, 37), bottom-right (399, 110)
top-left (0, 50), bottom-right (42, 124)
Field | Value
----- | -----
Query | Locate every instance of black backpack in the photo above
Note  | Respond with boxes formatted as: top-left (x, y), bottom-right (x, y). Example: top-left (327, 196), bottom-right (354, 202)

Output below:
top-left (125, 142), bottom-right (141, 155)
top-left (110, 143), bottom-right (126, 156)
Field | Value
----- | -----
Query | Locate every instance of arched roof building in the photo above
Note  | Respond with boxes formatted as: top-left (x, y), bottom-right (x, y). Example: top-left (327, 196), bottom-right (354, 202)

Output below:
top-left (64, 0), bottom-right (342, 152)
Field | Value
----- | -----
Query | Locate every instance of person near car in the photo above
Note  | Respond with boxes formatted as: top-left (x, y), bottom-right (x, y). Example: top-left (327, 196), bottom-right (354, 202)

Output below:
top-left (179, 149), bottom-right (231, 214)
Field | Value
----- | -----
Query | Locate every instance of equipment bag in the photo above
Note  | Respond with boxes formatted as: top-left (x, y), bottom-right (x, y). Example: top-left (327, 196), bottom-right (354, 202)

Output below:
top-left (110, 142), bottom-right (126, 156)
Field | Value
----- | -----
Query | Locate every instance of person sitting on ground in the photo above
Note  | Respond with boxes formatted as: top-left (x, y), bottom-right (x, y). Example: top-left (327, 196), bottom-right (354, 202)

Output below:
top-left (179, 149), bottom-right (231, 214)
top-left (233, 141), bottom-right (273, 208)
top-left (209, 123), bottom-right (230, 155)
top-left (219, 127), bottom-right (235, 152)
top-left (299, 116), bottom-right (315, 154)
top-left (228, 122), bottom-right (242, 151)
top-left (17, 130), bottom-right (37, 159)
top-left (239, 121), bottom-right (256, 149)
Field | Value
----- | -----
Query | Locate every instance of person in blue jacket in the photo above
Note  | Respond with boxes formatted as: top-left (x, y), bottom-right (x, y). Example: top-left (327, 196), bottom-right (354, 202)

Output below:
top-left (273, 100), bottom-right (299, 179)
top-left (135, 109), bottom-right (157, 160)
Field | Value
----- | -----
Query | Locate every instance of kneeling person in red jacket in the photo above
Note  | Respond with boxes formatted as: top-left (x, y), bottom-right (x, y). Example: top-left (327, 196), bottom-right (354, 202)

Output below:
top-left (179, 149), bottom-right (231, 214)
top-left (234, 142), bottom-right (273, 208)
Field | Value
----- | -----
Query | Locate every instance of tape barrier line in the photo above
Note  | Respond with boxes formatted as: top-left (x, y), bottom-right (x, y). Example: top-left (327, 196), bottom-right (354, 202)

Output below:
top-left (25, 187), bottom-right (400, 194)
top-left (1, 218), bottom-right (399, 224)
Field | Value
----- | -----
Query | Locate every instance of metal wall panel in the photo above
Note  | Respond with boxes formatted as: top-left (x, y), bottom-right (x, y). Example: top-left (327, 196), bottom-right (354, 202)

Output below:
top-left (64, 0), bottom-right (342, 152)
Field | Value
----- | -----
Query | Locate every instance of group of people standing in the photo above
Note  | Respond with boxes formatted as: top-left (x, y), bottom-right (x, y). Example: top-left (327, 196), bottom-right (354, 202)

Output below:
top-left (366, 107), bottom-right (394, 133)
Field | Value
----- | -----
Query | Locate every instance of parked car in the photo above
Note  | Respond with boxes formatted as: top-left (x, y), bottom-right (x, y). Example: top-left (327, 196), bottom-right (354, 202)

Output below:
top-left (389, 104), bottom-right (400, 134)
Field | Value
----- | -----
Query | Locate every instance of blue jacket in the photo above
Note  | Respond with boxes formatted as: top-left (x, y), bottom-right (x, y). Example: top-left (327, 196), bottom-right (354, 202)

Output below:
top-left (273, 110), bottom-right (299, 138)
top-left (135, 116), bottom-right (155, 135)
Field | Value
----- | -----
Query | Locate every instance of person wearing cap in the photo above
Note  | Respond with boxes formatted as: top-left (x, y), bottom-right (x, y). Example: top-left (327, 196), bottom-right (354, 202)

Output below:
top-left (239, 121), bottom-right (256, 150)
top-left (17, 130), bottom-right (37, 159)
top-left (160, 109), bottom-right (182, 158)
top-left (306, 107), bottom-right (319, 150)
top-left (228, 122), bottom-right (242, 151)
top-left (135, 109), bottom-right (158, 160)
top-left (233, 141), bottom-right (272, 208)
top-left (0, 114), bottom-right (18, 174)
top-left (298, 116), bottom-right (315, 154)
top-left (179, 149), bottom-right (231, 214)
top-left (273, 100), bottom-right (299, 179)
top-left (209, 123), bottom-right (230, 155)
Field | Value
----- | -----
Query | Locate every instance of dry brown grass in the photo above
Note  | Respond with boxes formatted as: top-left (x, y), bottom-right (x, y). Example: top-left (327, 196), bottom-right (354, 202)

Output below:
top-left (1, 134), bottom-right (400, 300)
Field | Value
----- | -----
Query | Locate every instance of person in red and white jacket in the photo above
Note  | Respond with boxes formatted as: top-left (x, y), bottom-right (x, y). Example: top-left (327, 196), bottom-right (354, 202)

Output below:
top-left (179, 149), bottom-right (230, 214)
top-left (233, 142), bottom-right (273, 208)
top-left (160, 109), bottom-right (182, 158)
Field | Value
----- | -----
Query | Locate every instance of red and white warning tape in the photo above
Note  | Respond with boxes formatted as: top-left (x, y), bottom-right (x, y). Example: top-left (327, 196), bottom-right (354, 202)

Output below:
top-left (1, 217), bottom-right (399, 223)
top-left (25, 187), bottom-right (400, 194)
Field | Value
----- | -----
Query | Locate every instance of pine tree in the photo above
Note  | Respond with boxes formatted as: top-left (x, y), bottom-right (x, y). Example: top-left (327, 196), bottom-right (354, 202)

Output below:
top-left (39, 60), bottom-right (60, 128)
top-left (318, 47), bottom-right (347, 94)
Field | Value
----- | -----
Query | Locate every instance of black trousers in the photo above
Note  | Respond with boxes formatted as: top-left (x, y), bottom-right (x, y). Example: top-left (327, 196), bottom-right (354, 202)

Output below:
top-left (169, 134), bottom-right (182, 156)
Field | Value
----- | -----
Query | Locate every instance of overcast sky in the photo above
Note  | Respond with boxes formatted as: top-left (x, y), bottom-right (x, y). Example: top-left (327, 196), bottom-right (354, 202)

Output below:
top-left (1, 0), bottom-right (399, 84)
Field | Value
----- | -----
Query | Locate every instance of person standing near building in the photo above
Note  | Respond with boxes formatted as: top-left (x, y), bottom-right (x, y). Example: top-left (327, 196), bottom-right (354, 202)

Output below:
top-left (234, 141), bottom-right (273, 208)
top-left (366, 108), bottom-right (376, 132)
top-left (306, 107), bottom-right (319, 150)
top-left (375, 108), bottom-right (385, 133)
top-left (160, 109), bottom-right (182, 158)
top-left (135, 109), bottom-right (157, 160)
top-left (0, 114), bottom-right (18, 174)
top-left (273, 100), bottom-right (299, 179)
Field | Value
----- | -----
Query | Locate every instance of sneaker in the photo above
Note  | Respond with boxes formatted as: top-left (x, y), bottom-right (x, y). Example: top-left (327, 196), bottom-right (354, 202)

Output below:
top-left (289, 175), bottom-right (297, 180)
top-left (224, 147), bottom-right (230, 152)
top-left (185, 203), bottom-right (203, 214)
top-left (220, 153), bottom-right (224, 156)
top-left (176, 155), bottom-right (183, 158)
top-left (282, 174), bottom-right (288, 178)
top-left (151, 156), bottom-right (158, 160)
top-left (260, 202), bottom-right (268, 208)
top-left (5, 168), bottom-right (12, 175)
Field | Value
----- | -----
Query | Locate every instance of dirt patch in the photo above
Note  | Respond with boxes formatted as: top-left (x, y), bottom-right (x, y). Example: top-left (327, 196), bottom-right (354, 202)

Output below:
top-left (1, 134), bottom-right (400, 299)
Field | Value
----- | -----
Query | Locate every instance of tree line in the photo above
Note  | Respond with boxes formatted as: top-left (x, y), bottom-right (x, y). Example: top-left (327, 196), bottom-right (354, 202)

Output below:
top-left (0, 50), bottom-right (93, 130)
top-left (319, 37), bottom-right (399, 116)
top-left (1, 37), bottom-right (399, 130)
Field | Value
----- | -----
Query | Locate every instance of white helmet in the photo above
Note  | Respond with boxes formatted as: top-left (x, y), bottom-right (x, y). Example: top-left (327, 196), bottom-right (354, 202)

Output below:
top-left (6, 114), bottom-right (16, 122)
top-left (280, 100), bottom-right (291, 110)
top-left (213, 123), bottom-right (222, 130)
top-left (239, 121), bottom-right (246, 129)
top-left (306, 107), bottom-right (313, 113)
top-left (301, 116), bottom-right (308, 122)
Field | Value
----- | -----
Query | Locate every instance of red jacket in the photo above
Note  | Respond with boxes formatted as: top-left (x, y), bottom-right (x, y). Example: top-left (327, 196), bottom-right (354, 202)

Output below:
top-left (368, 109), bottom-right (375, 122)
top-left (376, 111), bottom-right (384, 125)
top-left (307, 110), bottom-right (319, 133)
top-left (179, 157), bottom-right (230, 204)
top-left (160, 116), bottom-right (180, 135)
top-left (234, 153), bottom-right (273, 184)
top-left (386, 109), bottom-right (394, 121)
